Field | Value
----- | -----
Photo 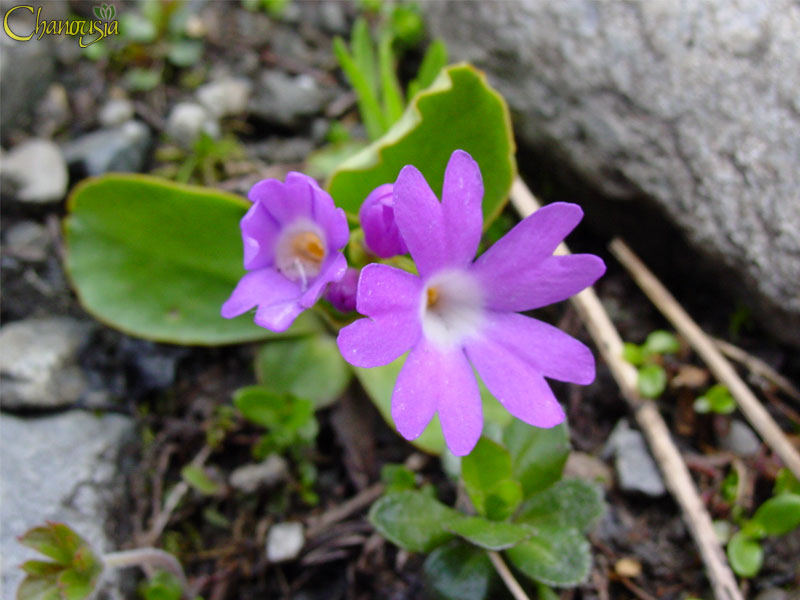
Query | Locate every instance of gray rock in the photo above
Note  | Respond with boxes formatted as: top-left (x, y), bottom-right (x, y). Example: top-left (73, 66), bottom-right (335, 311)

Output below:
top-left (63, 121), bottom-right (151, 176)
top-left (604, 420), bottom-right (666, 497)
top-left (0, 34), bottom-right (55, 135)
top-left (4, 221), bottom-right (50, 263)
top-left (196, 78), bottom-right (252, 118)
top-left (717, 419), bottom-right (761, 457)
top-left (0, 410), bottom-right (133, 598)
top-left (250, 71), bottom-right (329, 126)
top-left (248, 137), bottom-right (315, 164)
top-left (0, 139), bottom-right (68, 203)
top-left (423, 0), bottom-right (800, 346)
top-left (166, 102), bottom-right (220, 147)
top-left (98, 98), bottom-right (135, 128)
top-left (755, 590), bottom-right (789, 600)
top-left (0, 317), bottom-right (91, 410)
top-left (266, 522), bottom-right (304, 563)
top-left (35, 83), bottom-right (71, 137)
top-left (229, 454), bottom-right (289, 494)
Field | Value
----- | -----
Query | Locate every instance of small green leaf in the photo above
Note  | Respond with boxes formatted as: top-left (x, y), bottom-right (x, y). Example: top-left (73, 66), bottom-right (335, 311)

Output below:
top-left (167, 40), bottom-right (204, 68)
top-left (57, 569), bottom-right (95, 600)
top-left (234, 386), bottom-right (315, 441)
top-left (16, 574), bottom-right (61, 600)
top-left (381, 463), bottom-right (416, 493)
top-left (255, 335), bottom-right (351, 408)
top-left (119, 13), bottom-right (157, 43)
top-left (484, 479), bottom-right (524, 522)
top-left (727, 531), bottom-right (763, 578)
top-left (180, 465), bottom-right (221, 495)
top-left (446, 516), bottom-right (531, 551)
top-left (125, 68), bottom-right (162, 92)
top-left (505, 526), bottom-right (591, 587)
top-left (423, 541), bottom-right (495, 600)
top-left (516, 479), bottom-right (605, 534)
top-left (503, 420), bottom-right (569, 498)
top-left (19, 524), bottom-right (81, 566)
top-left (696, 384), bottom-right (736, 415)
top-left (333, 34), bottom-right (385, 141)
top-left (461, 437), bottom-right (513, 516)
top-left (20, 561), bottom-right (63, 576)
top-left (65, 175), bottom-right (321, 345)
top-left (368, 491), bottom-right (461, 553)
top-left (643, 330), bottom-right (680, 355)
top-left (378, 31), bottom-right (405, 124)
top-left (139, 570), bottom-right (184, 600)
top-left (407, 39), bottom-right (448, 100)
top-left (637, 364), bottom-right (667, 398)
top-left (351, 18), bottom-right (377, 96)
top-left (774, 468), bottom-right (800, 496)
top-left (622, 343), bottom-right (644, 367)
top-left (751, 494), bottom-right (800, 536)
top-left (328, 64), bottom-right (516, 230)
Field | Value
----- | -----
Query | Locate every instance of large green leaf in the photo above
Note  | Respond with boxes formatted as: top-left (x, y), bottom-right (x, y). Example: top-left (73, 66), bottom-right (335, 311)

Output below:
top-left (327, 63), bottom-right (516, 227)
top-left (503, 420), bottom-right (570, 498)
top-left (64, 174), bottom-right (319, 345)
top-left (516, 479), bottom-right (605, 534)
top-left (368, 491), bottom-right (461, 553)
top-left (424, 541), bottom-right (495, 600)
top-left (446, 516), bottom-right (531, 551)
top-left (256, 335), bottom-right (351, 408)
top-left (505, 525), bottom-right (591, 588)
top-left (354, 356), bottom-right (512, 455)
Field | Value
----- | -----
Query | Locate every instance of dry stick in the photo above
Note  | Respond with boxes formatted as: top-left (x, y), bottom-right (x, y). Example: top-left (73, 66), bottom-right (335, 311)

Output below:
top-left (488, 551), bottom-right (531, 600)
top-left (712, 337), bottom-right (800, 405)
top-left (509, 177), bottom-right (743, 600)
top-left (609, 238), bottom-right (800, 482)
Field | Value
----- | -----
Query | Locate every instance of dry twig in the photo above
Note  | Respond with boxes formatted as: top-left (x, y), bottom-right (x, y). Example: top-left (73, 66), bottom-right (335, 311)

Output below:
top-left (609, 238), bottom-right (800, 482)
top-left (488, 551), bottom-right (531, 600)
top-left (712, 337), bottom-right (800, 404)
top-left (509, 177), bottom-right (743, 600)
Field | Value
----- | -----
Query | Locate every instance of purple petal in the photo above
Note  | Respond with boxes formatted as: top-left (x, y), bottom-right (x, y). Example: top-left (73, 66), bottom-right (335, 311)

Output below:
top-left (474, 254), bottom-right (606, 312)
top-left (221, 268), bottom-right (301, 332)
top-left (359, 184), bottom-right (408, 258)
top-left (355, 263), bottom-right (422, 318)
top-left (337, 312), bottom-right (421, 367)
top-left (464, 335), bottom-right (566, 428)
top-left (441, 150), bottom-right (483, 267)
top-left (241, 200), bottom-right (280, 270)
top-left (249, 176), bottom-right (310, 225)
top-left (473, 202), bottom-right (585, 273)
top-left (391, 340), bottom-right (482, 455)
top-left (299, 252), bottom-right (348, 308)
top-left (292, 172), bottom-right (349, 250)
top-left (325, 267), bottom-right (359, 313)
top-left (478, 312), bottom-right (595, 384)
top-left (393, 165), bottom-right (447, 277)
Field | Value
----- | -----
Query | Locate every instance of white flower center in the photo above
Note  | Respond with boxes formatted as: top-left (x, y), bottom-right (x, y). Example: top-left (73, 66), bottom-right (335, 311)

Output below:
top-left (274, 218), bottom-right (327, 290)
top-left (421, 269), bottom-right (484, 349)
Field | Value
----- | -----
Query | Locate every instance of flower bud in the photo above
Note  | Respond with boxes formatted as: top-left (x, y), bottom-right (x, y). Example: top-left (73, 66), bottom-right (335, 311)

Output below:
top-left (359, 184), bottom-right (408, 258)
top-left (325, 267), bottom-right (359, 312)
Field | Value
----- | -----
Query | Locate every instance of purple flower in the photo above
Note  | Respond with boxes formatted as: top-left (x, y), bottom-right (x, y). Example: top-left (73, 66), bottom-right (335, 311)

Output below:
top-left (359, 183), bottom-right (408, 258)
top-left (325, 267), bottom-right (360, 313)
top-left (222, 172), bottom-right (349, 332)
top-left (337, 150), bottom-right (605, 456)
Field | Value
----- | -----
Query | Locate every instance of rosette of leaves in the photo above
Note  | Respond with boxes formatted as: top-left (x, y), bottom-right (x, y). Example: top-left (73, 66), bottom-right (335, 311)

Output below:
top-left (16, 522), bottom-right (102, 600)
top-left (369, 421), bottom-right (606, 598)
top-left (622, 330), bottom-right (681, 399)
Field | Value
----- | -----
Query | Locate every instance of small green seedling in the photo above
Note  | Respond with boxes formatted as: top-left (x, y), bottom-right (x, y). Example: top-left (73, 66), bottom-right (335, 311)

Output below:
top-left (693, 384), bottom-right (736, 415)
top-left (623, 330), bottom-right (681, 399)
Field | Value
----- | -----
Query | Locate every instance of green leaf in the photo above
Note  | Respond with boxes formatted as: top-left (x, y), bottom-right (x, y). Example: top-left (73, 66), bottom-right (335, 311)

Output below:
top-left (505, 525), bottom-right (591, 587)
top-left (140, 570), bottom-right (184, 600)
top-left (378, 31), bottom-right (405, 124)
top-left (180, 465), bottom-right (221, 495)
top-left (327, 64), bottom-right (516, 230)
top-left (643, 330), bottom-right (680, 355)
top-left (774, 468), bottom-right (800, 496)
top-left (516, 479), bottom-right (605, 534)
top-left (484, 479), bottom-right (524, 522)
top-left (57, 569), bottom-right (94, 600)
top-left (167, 40), bottom-right (204, 67)
top-left (446, 516), bottom-right (531, 551)
top-left (368, 491), bottom-right (461, 553)
top-left (637, 364), bottom-right (667, 399)
top-left (19, 523), bottom-right (82, 566)
top-left (119, 13), bottom-right (158, 43)
top-left (255, 335), bottom-right (352, 408)
top-left (351, 18), bottom-right (377, 96)
top-left (20, 561), bottom-right (63, 577)
top-left (16, 574), bottom-right (62, 600)
top-left (461, 437), bottom-right (513, 517)
top-left (64, 175), bottom-right (321, 345)
top-left (125, 68), bottom-right (162, 92)
top-left (354, 356), bottom-right (512, 454)
top-left (536, 583), bottom-right (561, 600)
top-left (727, 531), bottom-right (763, 578)
top-left (622, 342), bottom-right (644, 367)
top-left (407, 39), bottom-right (448, 100)
top-left (696, 384), bottom-right (736, 415)
top-left (424, 541), bottom-right (495, 600)
top-left (751, 494), bottom-right (800, 536)
top-left (381, 463), bottom-right (416, 493)
top-left (234, 386), bottom-right (314, 430)
top-left (333, 35), bottom-right (386, 140)
top-left (503, 420), bottom-right (569, 498)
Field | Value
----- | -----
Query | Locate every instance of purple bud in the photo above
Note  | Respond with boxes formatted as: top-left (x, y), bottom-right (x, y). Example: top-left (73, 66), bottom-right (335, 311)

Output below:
top-left (359, 184), bottom-right (408, 258)
top-left (325, 267), bottom-right (359, 312)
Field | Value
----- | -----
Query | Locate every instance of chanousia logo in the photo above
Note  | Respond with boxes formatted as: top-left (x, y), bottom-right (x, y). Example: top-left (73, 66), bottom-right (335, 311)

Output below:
top-left (3, 3), bottom-right (119, 47)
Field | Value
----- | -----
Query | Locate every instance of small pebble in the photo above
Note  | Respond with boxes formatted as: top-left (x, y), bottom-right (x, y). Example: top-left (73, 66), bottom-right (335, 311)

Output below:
top-left (98, 98), bottom-right (135, 127)
top-left (229, 455), bottom-right (289, 494)
top-left (615, 557), bottom-right (643, 578)
top-left (0, 139), bottom-right (68, 203)
top-left (266, 522), bottom-right (305, 563)
top-left (5, 221), bottom-right (49, 262)
top-left (166, 102), bottom-right (220, 147)
top-left (196, 78), bottom-right (252, 118)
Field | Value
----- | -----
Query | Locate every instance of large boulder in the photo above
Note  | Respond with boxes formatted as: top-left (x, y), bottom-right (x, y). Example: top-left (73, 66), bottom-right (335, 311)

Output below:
top-left (423, 0), bottom-right (800, 346)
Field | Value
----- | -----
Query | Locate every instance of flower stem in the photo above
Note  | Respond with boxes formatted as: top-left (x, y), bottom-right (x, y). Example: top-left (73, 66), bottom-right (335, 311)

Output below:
top-left (103, 548), bottom-right (191, 598)
top-left (488, 551), bottom-right (530, 600)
